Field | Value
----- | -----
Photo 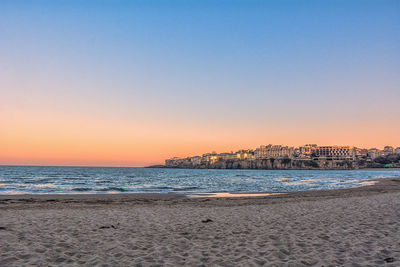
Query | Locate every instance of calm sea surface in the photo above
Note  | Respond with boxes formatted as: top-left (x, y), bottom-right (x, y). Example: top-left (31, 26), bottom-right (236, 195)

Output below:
top-left (0, 166), bottom-right (399, 195)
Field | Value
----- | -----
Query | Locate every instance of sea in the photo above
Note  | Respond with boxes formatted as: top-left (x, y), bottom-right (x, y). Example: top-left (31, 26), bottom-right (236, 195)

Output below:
top-left (1, 166), bottom-right (400, 195)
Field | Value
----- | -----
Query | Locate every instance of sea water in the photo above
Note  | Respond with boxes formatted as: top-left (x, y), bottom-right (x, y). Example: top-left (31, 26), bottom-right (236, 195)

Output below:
top-left (0, 166), bottom-right (399, 194)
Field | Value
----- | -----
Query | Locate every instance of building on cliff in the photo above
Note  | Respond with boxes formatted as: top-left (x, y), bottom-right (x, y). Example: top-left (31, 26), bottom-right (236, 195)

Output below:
top-left (164, 144), bottom-right (397, 168)
top-left (367, 148), bottom-right (383, 159)
top-left (383, 146), bottom-right (395, 156)
top-left (254, 145), bottom-right (295, 159)
top-left (219, 153), bottom-right (236, 161)
top-left (191, 156), bottom-right (202, 166)
top-left (235, 150), bottom-right (254, 160)
top-left (298, 144), bottom-right (317, 158)
top-left (315, 146), bottom-right (356, 160)
top-left (355, 148), bottom-right (369, 160)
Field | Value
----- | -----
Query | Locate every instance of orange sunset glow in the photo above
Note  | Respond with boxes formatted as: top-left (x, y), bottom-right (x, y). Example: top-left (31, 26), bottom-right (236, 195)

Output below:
top-left (1, 0), bottom-right (399, 167)
top-left (2, 2), bottom-right (400, 267)
top-left (1, 108), bottom-right (399, 166)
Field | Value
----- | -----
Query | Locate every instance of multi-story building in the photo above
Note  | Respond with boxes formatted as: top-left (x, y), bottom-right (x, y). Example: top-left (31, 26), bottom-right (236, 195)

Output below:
top-left (254, 145), bottom-right (295, 159)
top-left (315, 146), bottom-right (356, 160)
top-left (202, 153), bottom-right (220, 164)
top-left (201, 153), bottom-right (213, 163)
top-left (165, 157), bottom-right (192, 167)
top-left (367, 148), bottom-right (383, 159)
top-left (235, 150), bottom-right (254, 160)
top-left (383, 146), bottom-right (395, 156)
top-left (396, 147), bottom-right (400, 154)
top-left (355, 148), bottom-right (368, 159)
top-left (298, 144), bottom-right (317, 158)
top-left (219, 153), bottom-right (236, 160)
top-left (165, 157), bottom-right (180, 167)
top-left (191, 156), bottom-right (202, 166)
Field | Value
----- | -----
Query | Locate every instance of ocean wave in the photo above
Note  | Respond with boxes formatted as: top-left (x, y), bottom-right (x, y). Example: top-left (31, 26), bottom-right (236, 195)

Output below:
top-left (1, 167), bottom-right (399, 194)
top-left (145, 186), bottom-right (172, 190)
top-left (32, 184), bottom-right (63, 188)
top-left (0, 190), bottom-right (27, 195)
top-left (97, 187), bottom-right (127, 192)
top-left (72, 188), bottom-right (91, 192)
top-left (173, 186), bottom-right (200, 191)
top-left (283, 181), bottom-right (314, 186)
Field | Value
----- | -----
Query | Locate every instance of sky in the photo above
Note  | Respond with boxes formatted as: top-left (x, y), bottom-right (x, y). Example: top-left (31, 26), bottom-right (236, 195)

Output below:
top-left (1, 0), bottom-right (399, 166)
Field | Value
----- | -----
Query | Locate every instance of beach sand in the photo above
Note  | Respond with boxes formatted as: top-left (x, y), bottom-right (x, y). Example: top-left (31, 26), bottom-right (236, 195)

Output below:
top-left (1, 179), bottom-right (400, 266)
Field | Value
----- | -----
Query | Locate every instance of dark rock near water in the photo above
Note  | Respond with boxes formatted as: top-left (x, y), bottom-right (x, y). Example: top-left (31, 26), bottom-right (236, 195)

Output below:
top-left (99, 225), bottom-right (116, 229)
top-left (384, 257), bottom-right (395, 263)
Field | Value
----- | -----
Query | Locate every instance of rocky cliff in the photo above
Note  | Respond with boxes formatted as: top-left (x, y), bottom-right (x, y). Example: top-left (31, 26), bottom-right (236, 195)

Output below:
top-left (166, 158), bottom-right (360, 170)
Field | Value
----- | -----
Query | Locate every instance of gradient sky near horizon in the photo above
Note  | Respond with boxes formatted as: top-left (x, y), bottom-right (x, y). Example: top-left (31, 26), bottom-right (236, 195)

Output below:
top-left (1, 0), bottom-right (399, 166)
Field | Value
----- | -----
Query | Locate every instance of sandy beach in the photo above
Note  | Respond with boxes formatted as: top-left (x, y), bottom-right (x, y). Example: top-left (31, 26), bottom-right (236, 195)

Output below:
top-left (1, 179), bottom-right (400, 266)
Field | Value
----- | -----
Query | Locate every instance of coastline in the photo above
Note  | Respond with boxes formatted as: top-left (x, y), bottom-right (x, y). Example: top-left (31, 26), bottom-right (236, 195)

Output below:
top-left (1, 177), bottom-right (399, 205)
top-left (147, 165), bottom-right (400, 170)
top-left (1, 178), bottom-right (399, 266)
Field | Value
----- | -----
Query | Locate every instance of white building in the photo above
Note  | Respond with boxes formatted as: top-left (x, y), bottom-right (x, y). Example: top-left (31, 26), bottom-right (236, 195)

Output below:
top-left (315, 146), bottom-right (356, 160)
top-left (254, 145), bottom-right (294, 159)
top-left (367, 148), bottom-right (383, 159)
top-left (298, 144), bottom-right (317, 158)
top-left (383, 146), bottom-right (395, 156)
top-left (191, 156), bottom-right (202, 166)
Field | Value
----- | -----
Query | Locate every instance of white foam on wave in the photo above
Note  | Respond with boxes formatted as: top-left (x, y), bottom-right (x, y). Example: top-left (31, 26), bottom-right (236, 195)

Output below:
top-left (188, 192), bottom-right (283, 198)
top-left (32, 184), bottom-right (64, 188)
top-left (0, 190), bottom-right (27, 195)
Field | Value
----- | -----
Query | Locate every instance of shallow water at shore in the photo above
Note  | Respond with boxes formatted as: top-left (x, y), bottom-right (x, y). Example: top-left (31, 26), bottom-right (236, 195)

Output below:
top-left (0, 166), bottom-right (399, 195)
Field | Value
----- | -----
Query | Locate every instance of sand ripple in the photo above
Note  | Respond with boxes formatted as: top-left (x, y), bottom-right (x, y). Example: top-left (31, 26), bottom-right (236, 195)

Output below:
top-left (1, 191), bottom-right (400, 266)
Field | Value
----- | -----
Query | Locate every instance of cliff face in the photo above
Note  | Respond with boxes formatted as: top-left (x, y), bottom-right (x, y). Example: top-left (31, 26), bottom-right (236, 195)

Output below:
top-left (166, 158), bottom-right (360, 170)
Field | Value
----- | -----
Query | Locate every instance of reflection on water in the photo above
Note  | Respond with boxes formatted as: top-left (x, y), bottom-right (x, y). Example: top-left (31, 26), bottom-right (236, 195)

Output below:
top-left (0, 166), bottom-right (399, 195)
top-left (356, 181), bottom-right (377, 186)
top-left (188, 192), bottom-right (283, 198)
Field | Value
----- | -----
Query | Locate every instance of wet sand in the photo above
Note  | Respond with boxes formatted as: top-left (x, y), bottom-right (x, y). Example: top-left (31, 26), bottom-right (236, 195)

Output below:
top-left (1, 178), bottom-right (400, 266)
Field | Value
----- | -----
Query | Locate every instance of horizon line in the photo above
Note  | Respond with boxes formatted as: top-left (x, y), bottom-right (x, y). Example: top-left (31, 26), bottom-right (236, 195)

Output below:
top-left (0, 164), bottom-right (149, 168)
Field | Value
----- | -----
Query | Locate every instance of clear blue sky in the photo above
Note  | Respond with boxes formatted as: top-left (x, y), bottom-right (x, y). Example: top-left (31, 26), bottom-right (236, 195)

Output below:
top-left (1, 0), bottom-right (399, 166)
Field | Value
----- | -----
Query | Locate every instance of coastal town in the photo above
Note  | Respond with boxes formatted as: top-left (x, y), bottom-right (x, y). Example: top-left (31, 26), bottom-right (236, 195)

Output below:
top-left (165, 145), bottom-right (400, 170)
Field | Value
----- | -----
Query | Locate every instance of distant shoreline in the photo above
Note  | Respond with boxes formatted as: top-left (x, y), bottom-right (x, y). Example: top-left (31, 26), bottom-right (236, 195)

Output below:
top-left (146, 165), bottom-right (400, 171)
top-left (1, 164), bottom-right (399, 170)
